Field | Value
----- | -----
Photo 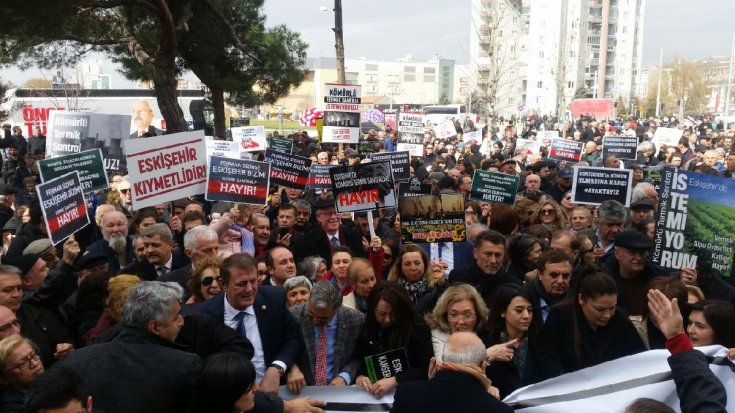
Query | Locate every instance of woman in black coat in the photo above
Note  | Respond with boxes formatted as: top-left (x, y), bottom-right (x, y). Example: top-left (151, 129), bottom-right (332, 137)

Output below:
top-left (354, 282), bottom-right (434, 398)
top-left (538, 272), bottom-right (646, 379)
top-left (483, 285), bottom-right (542, 399)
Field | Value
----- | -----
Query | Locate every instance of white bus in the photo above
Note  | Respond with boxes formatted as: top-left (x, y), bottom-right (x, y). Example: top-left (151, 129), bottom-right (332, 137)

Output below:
top-left (423, 104), bottom-right (467, 126)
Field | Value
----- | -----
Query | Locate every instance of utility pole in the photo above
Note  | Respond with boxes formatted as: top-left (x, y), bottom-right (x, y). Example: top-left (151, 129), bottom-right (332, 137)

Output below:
top-left (655, 48), bottom-right (663, 118)
top-left (333, 0), bottom-right (345, 84)
top-left (724, 33), bottom-right (734, 128)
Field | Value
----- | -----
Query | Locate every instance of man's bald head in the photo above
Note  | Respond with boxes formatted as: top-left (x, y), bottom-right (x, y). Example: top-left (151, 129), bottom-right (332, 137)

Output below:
top-left (443, 332), bottom-right (486, 366)
top-left (0, 305), bottom-right (20, 339)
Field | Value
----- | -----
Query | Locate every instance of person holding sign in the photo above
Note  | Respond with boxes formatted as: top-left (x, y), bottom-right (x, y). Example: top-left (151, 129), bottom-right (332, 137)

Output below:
top-left (354, 282), bottom-right (433, 398)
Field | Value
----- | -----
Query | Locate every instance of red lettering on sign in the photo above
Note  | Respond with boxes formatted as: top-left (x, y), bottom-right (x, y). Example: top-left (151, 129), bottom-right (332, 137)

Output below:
top-left (337, 189), bottom-right (379, 206)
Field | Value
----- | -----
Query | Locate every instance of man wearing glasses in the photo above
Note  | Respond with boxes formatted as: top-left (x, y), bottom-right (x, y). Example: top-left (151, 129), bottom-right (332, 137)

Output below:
top-left (294, 197), bottom-right (365, 264)
top-left (129, 100), bottom-right (163, 139)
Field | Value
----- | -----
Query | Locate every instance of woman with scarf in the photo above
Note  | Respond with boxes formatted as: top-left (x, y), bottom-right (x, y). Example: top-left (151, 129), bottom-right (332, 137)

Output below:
top-left (354, 282), bottom-right (433, 398)
top-left (387, 245), bottom-right (443, 314)
top-left (483, 285), bottom-right (542, 399)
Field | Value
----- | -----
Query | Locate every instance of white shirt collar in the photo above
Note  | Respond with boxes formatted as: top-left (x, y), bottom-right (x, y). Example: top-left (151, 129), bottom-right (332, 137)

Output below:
top-left (223, 295), bottom-right (254, 321)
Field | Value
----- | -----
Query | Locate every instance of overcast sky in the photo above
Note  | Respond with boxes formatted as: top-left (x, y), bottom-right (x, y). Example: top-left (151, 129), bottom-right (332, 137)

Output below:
top-left (2, 0), bottom-right (733, 86)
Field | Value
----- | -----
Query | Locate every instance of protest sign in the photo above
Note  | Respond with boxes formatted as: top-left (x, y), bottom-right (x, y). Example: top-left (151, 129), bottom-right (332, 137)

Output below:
top-left (384, 112), bottom-right (397, 130)
top-left (569, 98), bottom-right (615, 120)
top-left (548, 138), bottom-right (583, 162)
top-left (643, 165), bottom-right (664, 192)
top-left (515, 138), bottom-right (542, 155)
top-left (308, 164), bottom-right (334, 190)
top-left (204, 139), bottom-right (240, 160)
top-left (602, 136), bottom-right (639, 161)
top-left (232, 126), bottom-right (267, 153)
top-left (537, 130), bottom-right (559, 147)
top-left (432, 122), bottom-right (457, 141)
top-left (571, 166), bottom-right (632, 206)
top-left (264, 149), bottom-right (312, 190)
top-left (330, 161), bottom-right (396, 213)
top-left (369, 151), bottom-right (410, 182)
top-left (651, 167), bottom-right (735, 277)
top-left (357, 140), bottom-right (381, 157)
top-left (269, 135), bottom-right (293, 153)
top-left (124, 131), bottom-right (208, 210)
top-left (47, 111), bottom-right (131, 172)
top-left (38, 149), bottom-right (108, 193)
top-left (398, 181), bottom-right (432, 197)
top-left (279, 386), bottom-right (394, 413)
top-left (364, 348), bottom-right (409, 383)
top-left (323, 83), bottom-right (361, 144)
top-left (399, 194), bottom-right (466, 243)
top-left (463, 130), bottom-right (482, 145)
top-left (36, 171), bottom-right (90, 245)
top-left (397, 112), bottom-right (424, 157)
top-left (206, 156), bottom-right (270, 205)
top-left (651, 127), bottom-right (683, 156)
top-left (469, 170), bottom-right (520, 205)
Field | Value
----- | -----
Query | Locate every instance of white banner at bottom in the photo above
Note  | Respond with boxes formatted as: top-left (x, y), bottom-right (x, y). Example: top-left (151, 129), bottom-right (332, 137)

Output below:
top-left (279, 386), bottom-right (394, 413)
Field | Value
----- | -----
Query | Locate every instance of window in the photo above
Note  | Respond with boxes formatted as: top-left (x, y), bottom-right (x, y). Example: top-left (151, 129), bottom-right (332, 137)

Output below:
top-left (537, 81), bottom-right (543, 88)
top-left (365, 85), bottom-right (378, 93)
top-left (622, 26), bottom-right (627, 34)
top-left (365, 74), bottom-right (379, 82)
top-left (568, 81), bottom-right (575, 89)
top-left (365, 64), bottom-right (378, 71)
top-left (424, 75), bottom-right (436, 82)
top-left (404, 74), bottom-right (416, 82)
top-left (404, 66), bottom-right (415, 73)
top-left (424, 67), bottom-right (436, 74)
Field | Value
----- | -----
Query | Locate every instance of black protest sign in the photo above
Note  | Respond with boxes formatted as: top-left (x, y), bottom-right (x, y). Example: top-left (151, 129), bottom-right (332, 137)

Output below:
top-left (369, 151), bottom-right (410, 182)
top-left (548, 138), bottom-right (584, 162)
top-left (330, 161), bottom-right (396, 212)
top-left (571, 166), bottom-right (633, 206)
top-left (37, 171), bottom-right (90, 245)
top-left (364, 348), bottom-right (409, 383)
top-left (38, 149), bottom-right (109, 193)
top-left (308, 164), bottom-right (334, 190)
top-left (399, 181), bottom-right (432, 197)
top-left (399, 194), bottom-right (466, 243)
top-left (602, 136), bottom-right (639, 161)
top-left (358, 140), bottom-right (381, 157)
top-left (469, 170), bottom-right (520, 205)
top-left (264, 149), bottom-right (312, 190)
top-left (206, 156), bottom-right (271, 205)
top-left (269, 135), bottom-right (293, 153)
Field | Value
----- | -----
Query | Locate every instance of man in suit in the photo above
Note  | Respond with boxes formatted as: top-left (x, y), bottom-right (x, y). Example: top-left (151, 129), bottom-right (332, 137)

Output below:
top-left (196, 253), bottom-right (300, 394)
top-left (129, 100), bottom-right (163, 138)
top-left (294, 197), bottom-right (365, 265)
top-left (286, 281), bottom-right (364, 393)
top-left (391, 332), bottom-right (512, 413)
top-left (159, 225), bottom-right (218, 292)
top-left (119, 223), bottom-right (189, 280)
top-left (85, 211), bottom-right (134, 275)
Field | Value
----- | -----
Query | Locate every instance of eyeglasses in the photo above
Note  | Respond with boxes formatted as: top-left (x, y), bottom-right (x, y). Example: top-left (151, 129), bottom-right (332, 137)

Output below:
top-left (448, 312), bottom-right (476, 321)
top-left (201, 276), bottom-right (218, 287)
top-left (6, 351), bottom-right (40, 372)
top-left (0, 319), bottom-right (20, 333)
top-left (540, 209), bottom-right (555, 215)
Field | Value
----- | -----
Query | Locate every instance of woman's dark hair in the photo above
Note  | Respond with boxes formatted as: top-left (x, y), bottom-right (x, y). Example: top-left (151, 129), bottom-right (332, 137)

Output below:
top-left (508, 235), bottom-right (543, 270)
top-left (191, 353), bottom-right (256, 413)
top-left (689, 300), bottom-right (735, 347)
top-left (488, 204), bottom-right (520, 236)
top-left (568, 272), bottom-right (618, 359)
top-left (486, 285), bottom-right (539, 345)
top-left (365, 281), bottom-right (417, 349)
top-left (462, 158), bottom-right (475, 176)
top-left (130, 207), bottom-right (159, 235)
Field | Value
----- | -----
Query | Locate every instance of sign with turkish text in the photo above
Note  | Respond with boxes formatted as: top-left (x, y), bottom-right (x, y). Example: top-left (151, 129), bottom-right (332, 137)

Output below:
top-left (548, 138), bottom-right (584, 162)
top-left (36, 171), bottom-right (90, 245)
top-left (369, 151), bottom-right (410, 182)
top-left (38, 149), bottom-right (108, 194)
top-left (270, 135), bottom-right (294, 154)
top-left (232, 126), bottom-right (267, 153)
top-left (397, 112), bottom-right (424, 157)
top-left (205, 138), bottom-right (240, 160)
top-left (515, 138), bottom-right (542, 155)
top-left (570, 166), bottom-right (632, 206)
top-left (124, 131), bottom-right (208, 210)
top-left (364, 348), bottom-right (409, 383)
top-left (432, 122), bottom-right (457, 141)
top-left (399, 194), bottom-right (466, 244)
top-left (206, 156), bottom-right (271, 205)
top-left (602, 136), bottom-right (639, 161)
top-left (322, 83), bottom-right (361, 144)
top-left (537, 130), bottom-right (559, 147)
top-left (469, 170), bottom-right (520, 205)
top-left (330, 161), bottom-right (396, 212)
top-left (264, 149), bottom-right (312, 190)
top-left (308, 164), bottom-right (334, 190)
top-left (399, 181), bottom-right (432, 197)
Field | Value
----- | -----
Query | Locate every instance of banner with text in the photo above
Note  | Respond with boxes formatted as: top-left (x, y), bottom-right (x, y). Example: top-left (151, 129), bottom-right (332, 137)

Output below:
top-left (652, 167), bottom-right (735, 278)
top-left (330, 161), bottom-right (396, 212)
top-left (264, 149), bottom-right (312, 190)
top-left (124, 131), bottom-right (208, 210)
top-left (432, 122), bottom-right (457, 141)
top-left (308, 164), bottom-right (334, 190)
top-left (38, 149), bottom-right (108, 193)
top-left (470, 170), bottom-right (520, 205)
top-left (537, 131), bottom-right (559, 147)
top-left (365, 348), bottom-right (409, 383)
top-left (515, 138), bottom-right (542, 155)
top-left (205, 139), bottom-right (240, 160)
top-left (399, 194), bottom-right (466, 244)
top-left (36, 171), bottom-right (90, 245)
top-left (651, 127), bottom-right (683, 155)
top-left (397, 112), bottom-right (424, 156)
top-left (369, 151), bottom-right (410, 182)
top-left (602, 136), bottom-right (639, 161)
top-left (206, 156), bottom-right (271, 205)
top-left (571, 166), bottom-right (632, 206)
top-left (47, 111), bottom-right (132, 172)
top-left (548, 138), bottom-right (583, 162)
top-left (399, 181), bottom-right (432, 197)
top-left (232, 126), bottom-right (267, 153)
top-left (323, 83), bottom-right (361, 144)
top-left (269, 135), bottom-right (293, 154)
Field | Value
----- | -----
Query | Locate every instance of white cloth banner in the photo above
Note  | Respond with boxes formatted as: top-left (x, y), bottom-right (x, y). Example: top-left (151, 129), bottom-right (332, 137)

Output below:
top-left (503, 346), bottom-right (735, 413)
top-left (279, 386), bottom-right (394, 413)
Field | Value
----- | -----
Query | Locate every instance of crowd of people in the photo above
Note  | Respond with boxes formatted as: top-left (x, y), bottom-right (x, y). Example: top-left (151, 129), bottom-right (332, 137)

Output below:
top-left (0, 113), bottom-right (733, 412)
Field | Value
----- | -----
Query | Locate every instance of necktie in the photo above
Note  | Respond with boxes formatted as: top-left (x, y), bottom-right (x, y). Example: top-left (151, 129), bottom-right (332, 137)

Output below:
top-left (331, 236), bottom-right (340, 248)
top-left (234, 312), bottom-right (247, 338)
top-left (157, 266), bottom-right (168, 276)
top-left (314, 324), bottom-right (328, 386)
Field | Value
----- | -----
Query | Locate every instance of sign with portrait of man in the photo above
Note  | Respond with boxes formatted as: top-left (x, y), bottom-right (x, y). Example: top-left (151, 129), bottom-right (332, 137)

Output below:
top-left (130, 100), bottom-right (163, 138)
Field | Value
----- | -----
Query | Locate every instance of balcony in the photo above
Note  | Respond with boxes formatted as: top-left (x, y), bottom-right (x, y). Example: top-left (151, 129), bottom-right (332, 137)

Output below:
top-left (588, 14), bottom-right (602, 24)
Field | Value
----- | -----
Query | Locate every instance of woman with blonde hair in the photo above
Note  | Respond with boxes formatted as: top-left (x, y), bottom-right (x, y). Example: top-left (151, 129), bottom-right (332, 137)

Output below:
top-left (186, 257), bottom-right (223, 305)
top-left (0, 335), bottom-right (44, 411)
top-left (425, 284), bottom-right (489, 363)
top-left (529, 200), bottom-right (566, 231)
top-left (343, 258), bottom-right (378, 313)
top-left (83, 274), bottom-right (142, 345)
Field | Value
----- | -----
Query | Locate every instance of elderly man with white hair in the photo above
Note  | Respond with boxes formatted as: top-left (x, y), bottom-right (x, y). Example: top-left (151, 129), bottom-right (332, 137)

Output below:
top-left (85, 210), bottom-right (134, 274)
